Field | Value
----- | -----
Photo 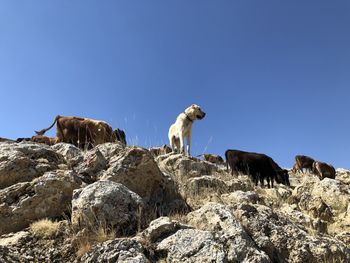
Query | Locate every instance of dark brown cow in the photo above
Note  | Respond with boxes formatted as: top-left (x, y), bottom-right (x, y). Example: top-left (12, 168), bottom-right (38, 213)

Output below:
top-left (225, 149), bottom-right (290, 188)
top-left (35, 115), bottom-right (124, 148)
top-left (203, 154), bottom-right (225, 165)
top-left (312, 161), bottom-right (336, 180)
top-left (292, 155), bottom-right (315, 174)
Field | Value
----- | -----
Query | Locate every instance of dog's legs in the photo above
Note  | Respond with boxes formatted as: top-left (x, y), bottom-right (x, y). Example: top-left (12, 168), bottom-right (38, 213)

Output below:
top-left (179, 134), bottom-right (185, 154)
top-left (186, 132), bottom-right (192, 156)
top-left (170, 136), bottom-right (176, 152)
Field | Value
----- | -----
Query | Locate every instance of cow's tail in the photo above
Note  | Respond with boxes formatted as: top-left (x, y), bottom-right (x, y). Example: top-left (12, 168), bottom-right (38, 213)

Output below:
top-left (35, 115), bottom-right (61, 136)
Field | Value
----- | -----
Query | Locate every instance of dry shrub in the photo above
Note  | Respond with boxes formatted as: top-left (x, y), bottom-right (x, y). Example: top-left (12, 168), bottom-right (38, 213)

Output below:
top-left (30, 218), bottom-right (60, 239)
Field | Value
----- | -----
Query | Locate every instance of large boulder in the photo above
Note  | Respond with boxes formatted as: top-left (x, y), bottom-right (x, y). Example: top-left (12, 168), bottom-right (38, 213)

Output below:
top-left (71, 180), bottom-right (144, 235)
top-left (140, 217), bottom-right (192, 244)
top-left (234, 203), bottom-right (350, 262)
top-left (156, 153), bottom-right (220, 182)
top-left (51, 143), bottom-right (83, 168)
top-left (101, 147), bottom-right (187, 216)
top-left (75, 148), bottom-right (107, 183)
top-left (94, 142), bottom-right (125, 162)
top-left (0, 142), bottom-right (65, 189)
top-left (0, 170), bottom-right (82, 235)
top-left (186, 203), bottom-right (271, 263)
top-left (156, 229), bottom-right (226, 263)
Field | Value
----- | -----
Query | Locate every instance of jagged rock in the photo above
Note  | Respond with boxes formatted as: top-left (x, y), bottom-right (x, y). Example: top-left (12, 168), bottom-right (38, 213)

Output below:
top-left (0, 222), bottom-right (76, 262)
top-left (234, 203), bottom-right (350, 262)
top-left (94, 142), bottom-right (125, 162)
top-left (76, 148), bottom-right (107, 183)
top-left (51, 143), bottom-right (83, 168)
top-left (186, 203), bottom-right (271, 262)
top-left (80, 238), bottom-right (149, 263)
top-left (0, 170), bottom-right (82, 235)
top-left (71, 180), bottom-right (144, 235)
top-left (256, 186), bottom-right (292, 207)
top-left (156, 229), bottom-right (226, 263)
top-left (221, 190), bottom-right (261, 205)
top-left (293, 177), bottom-right (350, 218)
top-left (101, 147), bottom-right (166, 202)
top-left (149, 145), bottom-right (172, 157)
top-left (101, 147), bottom-right (187, 216)
top-left (156, 153), bottom-right (219, 181)
top-left (140, 217), bottom-right (192, 243)
top-left (0, 142), bottom-right (65, 189)
top-left (184, 176), bottom-right (229, 196)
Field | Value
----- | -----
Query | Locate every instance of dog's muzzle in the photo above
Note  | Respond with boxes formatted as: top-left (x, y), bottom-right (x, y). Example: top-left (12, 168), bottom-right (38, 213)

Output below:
top-left (197, 112), bottom-right (206, 119)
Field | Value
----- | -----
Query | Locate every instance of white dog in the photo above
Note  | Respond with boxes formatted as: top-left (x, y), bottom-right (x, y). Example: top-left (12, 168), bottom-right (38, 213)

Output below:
top-left (168, 104), bottom-right (206, 156)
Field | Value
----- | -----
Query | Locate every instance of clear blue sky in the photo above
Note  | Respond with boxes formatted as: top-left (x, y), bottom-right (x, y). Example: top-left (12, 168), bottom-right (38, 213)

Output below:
top-left (1, 1), bottom-right (349, 169)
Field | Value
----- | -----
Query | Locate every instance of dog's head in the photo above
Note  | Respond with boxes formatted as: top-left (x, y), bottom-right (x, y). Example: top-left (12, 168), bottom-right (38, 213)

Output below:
top-left (185, 104), bottom-right (206, 120)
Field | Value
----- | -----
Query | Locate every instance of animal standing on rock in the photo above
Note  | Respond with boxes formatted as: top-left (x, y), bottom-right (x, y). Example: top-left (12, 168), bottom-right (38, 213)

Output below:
top-left (168, 104), bottom-right (206, 156)
top-left (292, 155), bottom-right (315, 174)
top-left (312, 161), bottom-right (336, 180)
top-left (35, 115), bottom-right (126, 149)
top-left (201, 154), bottom-right (225, 165)
top-left (225, 149), bottom-right (290, 188)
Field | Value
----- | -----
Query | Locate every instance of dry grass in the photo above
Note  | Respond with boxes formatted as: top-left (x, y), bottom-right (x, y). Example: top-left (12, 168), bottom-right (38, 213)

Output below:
top-left (30, 218), bottom-right (60, 239)
top-left (67, 215), bottom-right (116, 258)
top-left (168, 212), bottom-right (188, 224)
top-left (76, 242), bottom-right (91, 259)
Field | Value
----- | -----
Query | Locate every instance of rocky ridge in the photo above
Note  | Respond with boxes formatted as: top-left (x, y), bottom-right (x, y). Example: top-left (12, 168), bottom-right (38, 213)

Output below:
top-left (0, 141), bottom-right (349, 262)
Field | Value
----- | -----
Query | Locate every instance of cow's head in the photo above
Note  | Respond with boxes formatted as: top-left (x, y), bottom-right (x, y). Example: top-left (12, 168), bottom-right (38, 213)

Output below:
top-left (276, 169), bottom-right (290, 187)
top-left (113, 128), bottom-right (127, 145)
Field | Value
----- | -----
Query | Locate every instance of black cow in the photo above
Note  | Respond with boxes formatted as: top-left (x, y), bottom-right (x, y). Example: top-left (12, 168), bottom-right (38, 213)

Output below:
top-left (225, 149), bottom-right (290, 188)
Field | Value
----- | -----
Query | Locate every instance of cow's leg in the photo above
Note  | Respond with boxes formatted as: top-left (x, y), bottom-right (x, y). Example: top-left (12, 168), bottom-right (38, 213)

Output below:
top-left (259, 174), bottom-right (264, 188)
top-left (271, 176), bottom-right (274, 188)
top-left (266, 176), bottom-right (271, 188)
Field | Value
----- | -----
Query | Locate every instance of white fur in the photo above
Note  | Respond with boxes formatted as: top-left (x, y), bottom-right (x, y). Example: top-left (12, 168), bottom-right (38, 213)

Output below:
top-left (168, 104), bottom-right (205, 156)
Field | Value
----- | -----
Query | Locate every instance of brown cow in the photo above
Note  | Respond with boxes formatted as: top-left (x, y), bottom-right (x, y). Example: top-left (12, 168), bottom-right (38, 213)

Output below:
top-left (292, 155), bottom-right (315, 174)
top-left (31, 135), bottom-right (57, 146)
top-left (35, 115), bottom-right (121, 149)
top-left (149, 144), bottom-right (172, 157)
top-left (203, 154), bottom-right (224, 165)
top-left (312, 161), bottom-right (336, 180)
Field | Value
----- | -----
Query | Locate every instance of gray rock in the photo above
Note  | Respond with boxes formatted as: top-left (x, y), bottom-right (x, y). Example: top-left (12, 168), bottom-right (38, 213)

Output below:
top-left (71, 180), bottom-right (144, 235)
top-left (0, 170), bottom-right (82, 235)
top-left (156, 229), bottom-right (226, 263)
top-left (101, 147), bottom-right (187, 216)
top-left (186, 203), bottom-right (271, 263)
top-left (51, 143), bottom-right (83, 168)
top-left (94, 142), bottom-right (125, 162)
top-left (156, 153), bottom-right (219, 181)
top-left (140, 217), bottom-right (192, 243)
top-left (234, 203), bottom-right (350, 263)
top-left (0, 142), bottom-right (65, 189)
top-left (80, 238), bottom-right (149, 263)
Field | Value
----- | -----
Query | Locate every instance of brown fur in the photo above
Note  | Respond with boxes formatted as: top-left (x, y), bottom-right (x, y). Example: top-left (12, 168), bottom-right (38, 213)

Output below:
top-left (312, 161), bottom-right (336, 180)
top-left (203, 154), bottom-right (224, 165)
top-left (292, 155), bottom-right (315, 174)
top-left (31, 135), bottom-right (57, 146)
top-left (35, 115), bottom-right (117, 148)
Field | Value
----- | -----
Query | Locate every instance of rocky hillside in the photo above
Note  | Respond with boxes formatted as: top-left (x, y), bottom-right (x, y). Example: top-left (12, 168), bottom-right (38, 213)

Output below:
top-left (0, 140), bottom-right (349, 262)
